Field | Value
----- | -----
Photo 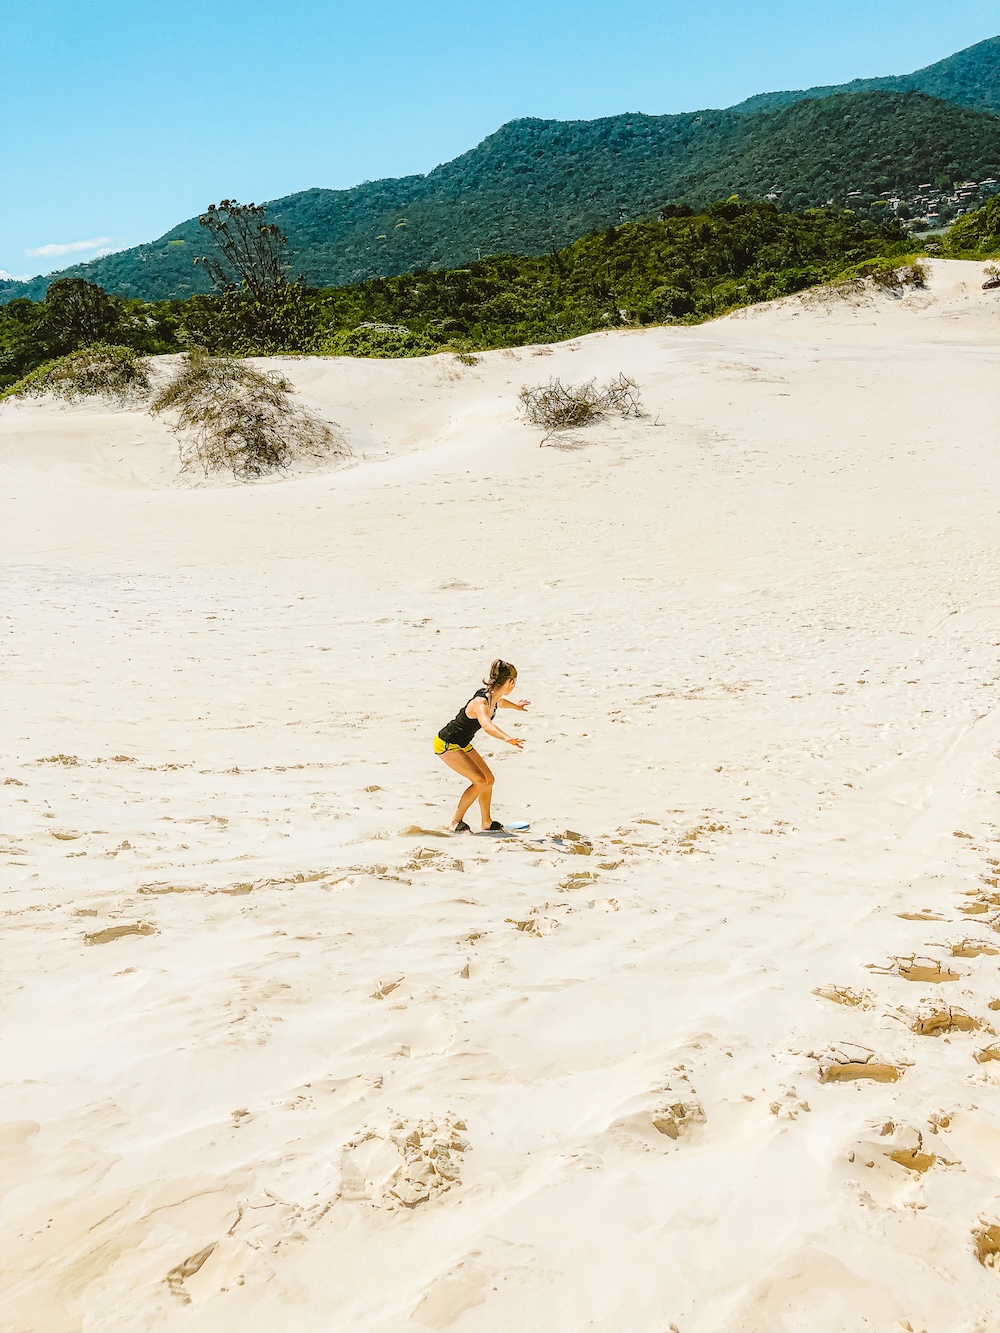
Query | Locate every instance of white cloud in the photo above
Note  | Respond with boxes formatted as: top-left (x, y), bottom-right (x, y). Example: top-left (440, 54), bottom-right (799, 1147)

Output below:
top-left (25, 236), bottom-right (113, 258)
top-left (0, 269), bottom-right (34, 282)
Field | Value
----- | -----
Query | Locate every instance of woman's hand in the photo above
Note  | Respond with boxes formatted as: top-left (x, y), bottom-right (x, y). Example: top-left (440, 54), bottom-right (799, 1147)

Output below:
top-left (514, 699), bottom-right (530, 710)
top-left (508, 737), bottom-right (525, 749)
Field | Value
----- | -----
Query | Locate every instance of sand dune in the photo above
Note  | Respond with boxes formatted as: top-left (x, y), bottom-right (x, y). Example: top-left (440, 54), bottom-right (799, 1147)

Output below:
top-left (2, 259), bottom-right (999, 1332)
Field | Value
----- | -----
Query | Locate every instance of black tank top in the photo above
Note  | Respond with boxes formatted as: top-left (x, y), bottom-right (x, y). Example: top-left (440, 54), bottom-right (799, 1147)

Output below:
top-left (438, 688), bottom-right (496, 748)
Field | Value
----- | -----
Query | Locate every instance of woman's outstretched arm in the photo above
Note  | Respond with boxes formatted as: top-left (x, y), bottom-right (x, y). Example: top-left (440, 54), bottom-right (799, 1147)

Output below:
top-left (470, 698), bottom-right (525, 747)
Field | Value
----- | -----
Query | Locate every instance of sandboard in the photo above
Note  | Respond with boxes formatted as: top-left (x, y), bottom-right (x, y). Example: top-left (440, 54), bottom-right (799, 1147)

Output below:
top-left (450, 821), bottom-right (531, 836)
top-left (475, 821), bottom-right (531, 837)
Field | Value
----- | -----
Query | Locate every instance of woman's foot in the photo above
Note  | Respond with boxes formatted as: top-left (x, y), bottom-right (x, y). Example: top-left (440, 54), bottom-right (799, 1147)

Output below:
top-left (482, 820), bottom-right (505, 833)
top-left (450, 820), bottom-right (471, 833)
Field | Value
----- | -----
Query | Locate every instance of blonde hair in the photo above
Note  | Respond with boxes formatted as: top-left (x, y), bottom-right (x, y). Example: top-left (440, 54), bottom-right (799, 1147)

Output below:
top-left (484, 659), bottom-right (517, 694)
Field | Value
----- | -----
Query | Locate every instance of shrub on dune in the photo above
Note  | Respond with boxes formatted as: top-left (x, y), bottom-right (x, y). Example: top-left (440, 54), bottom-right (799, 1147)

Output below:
top-left (0, 343), bottom-right (151, 405)
top-left (518, 373), bottom-right (643, 444)
top-left (830, 258), bottom-right (927, 297)
top-left (320, 323), bottom-right (437, 358)
top-left (150, 351), bottom-right (347, 479)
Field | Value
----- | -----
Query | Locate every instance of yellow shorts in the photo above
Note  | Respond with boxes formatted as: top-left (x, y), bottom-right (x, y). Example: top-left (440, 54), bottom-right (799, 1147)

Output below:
top-left (434, 734), bottom-right (472, 755)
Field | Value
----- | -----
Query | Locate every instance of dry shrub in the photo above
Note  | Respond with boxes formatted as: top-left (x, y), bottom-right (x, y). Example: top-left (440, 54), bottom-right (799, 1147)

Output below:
top-left (519, 377), bottom-right (603, 431)
top-left (518, 372), bottom-right (642, 444)
top-left (1, 344), bottom-right (150, 405)
top-left (150, 351), bottom-right (347, 479)
top-left (601, 372), bottom-right (643, 417)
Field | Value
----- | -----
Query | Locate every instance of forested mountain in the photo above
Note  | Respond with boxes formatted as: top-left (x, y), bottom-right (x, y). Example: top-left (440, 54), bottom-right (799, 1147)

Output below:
top-left (732, 33), bottom-right (999, 115)
top-left (673, 92), bottom-right (1000, 207)
top-left (3, 37), bottom-right (997, 305)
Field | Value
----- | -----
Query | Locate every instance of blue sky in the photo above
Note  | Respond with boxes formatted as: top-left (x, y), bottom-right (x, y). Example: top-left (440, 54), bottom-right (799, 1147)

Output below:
top-left (2, 0), bottom-right (997, 280)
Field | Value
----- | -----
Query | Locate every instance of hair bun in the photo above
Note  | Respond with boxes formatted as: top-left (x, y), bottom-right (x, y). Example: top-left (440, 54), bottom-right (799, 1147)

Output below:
top-left (484, 659), bottom-right (517, 690)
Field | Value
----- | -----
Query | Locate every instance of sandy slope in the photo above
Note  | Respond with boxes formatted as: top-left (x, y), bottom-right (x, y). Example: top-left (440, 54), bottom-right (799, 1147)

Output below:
top-left (1, 259), bottom-right (999, 1333)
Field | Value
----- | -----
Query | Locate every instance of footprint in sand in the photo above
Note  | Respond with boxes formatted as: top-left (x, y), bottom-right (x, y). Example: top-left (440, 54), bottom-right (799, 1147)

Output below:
top-left (84, 921), bottom-right (157, 946)
top-left (404, 847), bottom-right (465, 873)
top-left (339, 1113), bottom-right (469, 1209)
top-left (769, 1087), bottom-right (812, 1119)
top-left (946, 937), bottom-right (1000, 958)
top-left (909, 1006), bottom-right (985, 1037)
top-left (813, 983), bottom-right (876, 1010)
top-left (866, 955), bottom-right (963, 983)
top-left (840, 1124), bottom-right (957, 1207)
top-left (558, 869), bottom-right (598, 892)
top-left (166, 1243), bottom-right (217, 1304)
top-left (814, 1044), bottom-right (906, 1083)
top-left (371, 975), bottom-right (404, 1000)
top-left (505, 915), bottom-right (549, 937)
top-left (973, 1224), bottom-right (1000, 1271)
top-left (959, 895), bottom-right (999, 916)
top-left (607, 1073), bottom-right (706, 1149)
top-left (650, 1098), bottom-right (707, 1139)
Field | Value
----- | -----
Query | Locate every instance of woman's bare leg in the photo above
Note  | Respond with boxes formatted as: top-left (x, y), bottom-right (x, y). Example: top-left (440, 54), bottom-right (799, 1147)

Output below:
top-left (439, 749), bottom-right (490, 828)
top-left (465, 750), bottom-right (495, 828)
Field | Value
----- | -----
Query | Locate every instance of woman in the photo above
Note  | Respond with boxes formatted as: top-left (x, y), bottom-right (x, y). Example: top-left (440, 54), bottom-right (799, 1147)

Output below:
top-left (434, 660), bottom-right (529, 832)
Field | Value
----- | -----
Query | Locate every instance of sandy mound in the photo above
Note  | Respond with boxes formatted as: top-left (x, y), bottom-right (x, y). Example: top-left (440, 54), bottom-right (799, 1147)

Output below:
top-left (1, 259), bottom-right (999, 1333)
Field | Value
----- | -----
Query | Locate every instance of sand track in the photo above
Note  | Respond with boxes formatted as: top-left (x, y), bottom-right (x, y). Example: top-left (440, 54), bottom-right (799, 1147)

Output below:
top-left (2, 260), bottom-right (999, 1332)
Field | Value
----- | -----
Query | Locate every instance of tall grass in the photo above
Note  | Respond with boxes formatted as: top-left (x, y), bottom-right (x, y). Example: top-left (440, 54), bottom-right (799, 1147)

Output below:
top-left (150, 351), bottom-right (347, 479)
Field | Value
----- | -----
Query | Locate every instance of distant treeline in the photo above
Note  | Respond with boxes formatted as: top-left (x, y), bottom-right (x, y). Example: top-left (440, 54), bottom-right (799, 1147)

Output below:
top-left (2, 197), bottom-right (997, 391)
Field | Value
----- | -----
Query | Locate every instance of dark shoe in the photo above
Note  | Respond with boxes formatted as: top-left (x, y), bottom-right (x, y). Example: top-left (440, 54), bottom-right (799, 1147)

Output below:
top-left (484, 821), bottom-right (505, 832)
top-left (453, 820), bottom-right (471, 833)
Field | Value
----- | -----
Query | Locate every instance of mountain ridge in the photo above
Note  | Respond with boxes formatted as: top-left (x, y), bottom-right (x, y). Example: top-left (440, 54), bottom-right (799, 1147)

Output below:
top-left (729, 34), bottom-right (1000, 115)
top-left (3, 35), bottom-right (997, 304)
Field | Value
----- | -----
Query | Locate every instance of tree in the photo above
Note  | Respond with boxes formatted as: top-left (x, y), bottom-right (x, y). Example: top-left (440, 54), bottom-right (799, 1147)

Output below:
top-left (188, 200), bottom-right (318, 354)
top-left (195, 200), bottom-right (291, 298)
top-left (41, 279), bottom-right (123, 347)
top-left (0, 280), bottom-right (126, 388)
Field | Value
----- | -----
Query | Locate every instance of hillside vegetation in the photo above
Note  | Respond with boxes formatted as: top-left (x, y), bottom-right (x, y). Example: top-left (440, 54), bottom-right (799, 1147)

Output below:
top-left (0, 201), bottom-right (933, 390)
top-left (942, 194), bottom-right (1000, 255)
top-left (298, 201), bottom-right (921, 352)
top-left (3, 61), bottom-right (998, 306)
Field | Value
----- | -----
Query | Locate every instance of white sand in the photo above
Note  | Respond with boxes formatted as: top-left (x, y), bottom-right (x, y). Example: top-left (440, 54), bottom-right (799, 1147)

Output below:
top-left (2, 259), bottom-right (999, 1332)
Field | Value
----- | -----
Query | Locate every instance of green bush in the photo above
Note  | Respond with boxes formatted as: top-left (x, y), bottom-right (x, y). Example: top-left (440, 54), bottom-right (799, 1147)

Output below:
top-left (633, 285), bottom-right (697, 322)
top-left (0, 343), bottom-right (151, 404)
top-left (943, 196), bottom-right (1000, 256)
top-left (831, 257), bottom-right (927, 294)
top-left (319, 323), bottom-right (438, 358)
top-left (0, 279), bottom-right (180, 390)
top-left (177, 284), bottom-right (320, 355)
